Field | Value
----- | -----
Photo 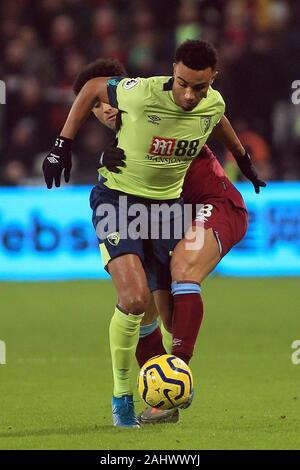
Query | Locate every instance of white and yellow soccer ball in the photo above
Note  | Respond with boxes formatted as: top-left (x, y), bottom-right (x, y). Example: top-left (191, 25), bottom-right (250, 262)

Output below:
top-left (137, 354), bottom-right (193, 410)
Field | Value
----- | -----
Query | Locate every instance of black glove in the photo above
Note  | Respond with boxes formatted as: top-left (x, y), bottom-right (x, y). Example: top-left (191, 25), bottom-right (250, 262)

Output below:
top-left (99, 139), bottom-right (126, 173)
top-left (235, 152), bottom-right (267, 194)
top-left (42, 136), bottom-right (73, 189)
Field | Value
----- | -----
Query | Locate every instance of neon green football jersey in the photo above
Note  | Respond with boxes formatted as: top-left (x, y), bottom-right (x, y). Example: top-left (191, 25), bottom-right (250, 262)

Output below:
top-left (100, 76), bottom-right (225, 200)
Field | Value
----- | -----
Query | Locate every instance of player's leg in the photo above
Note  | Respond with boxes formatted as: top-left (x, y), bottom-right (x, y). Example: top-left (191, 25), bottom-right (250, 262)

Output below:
top-left (170, 202), bottom-right (248, 366)
top-left (160, 321), bottom-right (173, 353)
top-left (147, 196), bottom-right (185, 354)
top-left (108, 253), bottom-right (150, 314)
top-left (135, 289), bottom-right (174, 367)
top-left (170, 225), bottom-right (220, 365)
top-left (137, 290), bottom-right (179, 425)
top-left (90, 182), bottom-right (150, 427)
top-left (152, 290), bottom-right (173, 332)
top-left (107, 253), bottom-right (150, 428)
top-left (136, 294), bottom-right (166, 368)
top-left (172, 225), bottom-right (221, 282)
top-left (135, 242), bottom-right (174, 368)
top-left (152, 290), bottom-right (173, 352)
top-left (136, 207), bottom-right (186, 425)
top-left (138, 227), bottom-right (218, 423)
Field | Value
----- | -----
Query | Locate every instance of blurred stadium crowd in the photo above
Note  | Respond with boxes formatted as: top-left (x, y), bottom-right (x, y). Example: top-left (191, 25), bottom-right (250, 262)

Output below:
top-left (0, 0), bottom-right (300, 186)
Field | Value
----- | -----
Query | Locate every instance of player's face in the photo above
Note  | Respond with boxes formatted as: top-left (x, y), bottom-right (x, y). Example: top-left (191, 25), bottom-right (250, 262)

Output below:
top-left (92, 102), bottom-right (117, 130)
top-left (172, 62), bottom-right (217, 111)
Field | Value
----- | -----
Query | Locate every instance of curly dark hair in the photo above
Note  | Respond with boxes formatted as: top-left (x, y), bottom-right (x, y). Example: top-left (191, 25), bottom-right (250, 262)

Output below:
top-left (175, 40), bottom-right (218, 71)
top-left (73, 58), bottom-right (127, 95)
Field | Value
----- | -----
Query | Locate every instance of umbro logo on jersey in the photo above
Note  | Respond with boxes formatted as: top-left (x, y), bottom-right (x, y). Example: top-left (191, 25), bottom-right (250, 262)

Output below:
top-left (47, 154), bottom-right (60, 163)
top-left (200, 116), bottom-right (212, 134)
top-left (147, 115), bottom-right (161, 125)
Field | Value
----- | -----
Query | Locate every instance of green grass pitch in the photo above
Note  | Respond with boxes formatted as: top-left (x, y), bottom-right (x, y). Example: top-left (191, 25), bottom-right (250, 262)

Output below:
top-left (0, 278), bottom-right (299, 450)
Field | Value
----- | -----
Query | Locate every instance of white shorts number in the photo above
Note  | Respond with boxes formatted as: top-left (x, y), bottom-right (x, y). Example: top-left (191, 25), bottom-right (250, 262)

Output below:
top-left (196, 204), bottom-right (213, 221)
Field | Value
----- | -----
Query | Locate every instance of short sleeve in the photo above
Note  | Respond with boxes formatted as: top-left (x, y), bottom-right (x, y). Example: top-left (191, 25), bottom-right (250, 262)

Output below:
top-left (107, 76), bottom-right (126, 108)
top-left (116, 78), bottom-right (150, 113)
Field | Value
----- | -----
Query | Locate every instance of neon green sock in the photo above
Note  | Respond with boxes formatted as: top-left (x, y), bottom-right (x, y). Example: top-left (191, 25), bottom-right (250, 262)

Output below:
top-left (109, 306), bottom-right (144, 397)
top-left (160, 321), bottom-right (173, 354)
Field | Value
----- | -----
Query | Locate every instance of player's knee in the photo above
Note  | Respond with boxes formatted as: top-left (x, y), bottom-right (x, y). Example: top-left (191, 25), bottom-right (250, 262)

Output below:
top-left (127, 296), bottom-right (150, 314)
top-left (171, 256), bottom-right (199, 281)
top-left (120, 289), bottom-right (151, 314)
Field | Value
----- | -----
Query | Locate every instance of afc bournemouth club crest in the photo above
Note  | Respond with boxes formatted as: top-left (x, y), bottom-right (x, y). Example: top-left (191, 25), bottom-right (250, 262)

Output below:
top-left (107, 232), bottom-right (120, 246)
top-left (200, 116), bottom-right (212, 134)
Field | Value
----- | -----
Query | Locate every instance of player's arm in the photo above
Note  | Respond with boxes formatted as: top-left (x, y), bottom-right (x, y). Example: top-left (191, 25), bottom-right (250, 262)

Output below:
top-left (212, 115), bottom-right (245, 157)
top-left (212, 115), bottom-right (266, 194)
top-left (61, 77), bottom-right (109, 139)
top-left (42, 77), bottom-right (113, 189)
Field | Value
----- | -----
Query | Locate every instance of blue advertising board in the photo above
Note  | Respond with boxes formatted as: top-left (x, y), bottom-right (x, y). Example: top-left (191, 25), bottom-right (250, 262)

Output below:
top-left (215, 182), bottom-right (300, 276)
top-left (0, 183), bottom-right (299, 280)
top-left (0, 186), bottom-right (108, 281)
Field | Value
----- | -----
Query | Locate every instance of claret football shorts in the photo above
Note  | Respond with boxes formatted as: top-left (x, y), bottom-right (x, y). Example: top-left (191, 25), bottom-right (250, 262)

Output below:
top-left (191, 198), bottom-right (248, 257)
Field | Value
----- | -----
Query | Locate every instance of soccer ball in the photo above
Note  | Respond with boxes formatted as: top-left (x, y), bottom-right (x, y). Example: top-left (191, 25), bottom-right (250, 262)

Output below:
top-left (137, 354), bottom-right (193, 410)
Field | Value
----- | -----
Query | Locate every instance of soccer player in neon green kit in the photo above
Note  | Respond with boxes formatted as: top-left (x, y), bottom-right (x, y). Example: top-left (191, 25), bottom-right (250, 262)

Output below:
top-left (43, 41), bottom-right (265, 428)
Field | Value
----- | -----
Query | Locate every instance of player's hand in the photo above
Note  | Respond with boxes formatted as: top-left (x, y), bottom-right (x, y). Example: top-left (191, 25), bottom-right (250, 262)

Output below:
top-left (42, 136), bottom-right (73, 189)
top-left (235, 152), bottom-right (267, 194)
top-left (99, 140), bottom-right (126, 173)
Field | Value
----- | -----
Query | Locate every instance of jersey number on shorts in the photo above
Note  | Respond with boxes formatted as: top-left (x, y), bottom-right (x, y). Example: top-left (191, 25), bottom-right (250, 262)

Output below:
top-left (195, 204), bottom-right (214, 222)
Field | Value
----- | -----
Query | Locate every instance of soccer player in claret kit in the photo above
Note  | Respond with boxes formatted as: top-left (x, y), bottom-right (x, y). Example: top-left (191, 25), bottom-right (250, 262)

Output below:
top-left (43, 40), bottom-right (266, 428)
